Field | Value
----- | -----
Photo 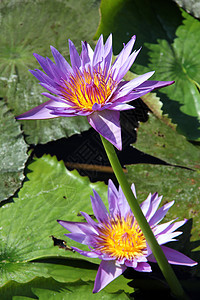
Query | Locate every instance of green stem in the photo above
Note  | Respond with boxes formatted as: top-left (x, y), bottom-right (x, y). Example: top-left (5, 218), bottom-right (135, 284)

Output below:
top-left (100, 135), bottom-right (188, 300)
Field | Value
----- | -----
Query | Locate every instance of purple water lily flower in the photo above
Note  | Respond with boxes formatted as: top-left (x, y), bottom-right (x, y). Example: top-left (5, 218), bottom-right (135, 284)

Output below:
top-left (58, 180), bottom-right (197, 293)
top-left (16, 35), bottom-right (174, 150)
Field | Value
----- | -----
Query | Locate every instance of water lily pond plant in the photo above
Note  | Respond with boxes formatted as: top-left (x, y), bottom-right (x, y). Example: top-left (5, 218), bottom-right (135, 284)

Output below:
top-left (1, 1), bottom-right (199, 299)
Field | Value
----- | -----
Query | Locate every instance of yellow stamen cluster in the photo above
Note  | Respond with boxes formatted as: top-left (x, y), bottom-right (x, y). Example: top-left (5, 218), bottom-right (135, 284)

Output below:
top-left (61, 67), bottom-right (117, 110)
top-left (96, 214), bottom-right (147, 260)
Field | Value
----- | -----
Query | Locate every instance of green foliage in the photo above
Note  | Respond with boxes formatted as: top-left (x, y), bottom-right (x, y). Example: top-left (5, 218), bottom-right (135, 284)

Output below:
top-left (0, 0), bottom-right (99, 144)
top-left (0, 155), bottom-right (132, 296)
top-left (0, 278), bottom-right (130, 300)
top-left (0, 155), bottom-right (106, 286)
top-left (127, 114), bottom-right (200, 241)
top-left (0, 100), bottom-right (28, 201)
top-left (0, 0), bottom-right (200, 298)
top-left (95, 0), bottom-right (200, 141)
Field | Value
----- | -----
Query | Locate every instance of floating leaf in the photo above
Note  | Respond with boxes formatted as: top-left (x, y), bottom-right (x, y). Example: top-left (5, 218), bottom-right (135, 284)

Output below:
top-left (146, 10), bottom-right (200, 141)
top-left (0, 278), bottom-right (130, 300)
top-left (95, 0), bottom-right (200, 140)
top-left (0, 155), bottom-right (132, 295)
top-left (0, 155), bottom-right (107, 286)
top-left (135, 114), bottom-right (200, 169)
top-left (127, 114), bottom-right (200, 241)
top-left (0, 100), bottom-right (28, 202)
top-left (0, 0), bottom-right (100, 144)
top-left (173, 0), bottom-right (200, 19)
top-left (30, 281), bottom-right (130, 300)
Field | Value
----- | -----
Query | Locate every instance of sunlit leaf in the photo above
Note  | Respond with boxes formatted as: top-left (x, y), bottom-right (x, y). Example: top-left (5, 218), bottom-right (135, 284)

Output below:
top-left (0, 0), bottom-right (100, 144)
top-left (0, 155), bottom-right (132, 295)
top-left (95, 0), bottom-right (200, 140)
top-left (0, 100), bottom-right (28, 202)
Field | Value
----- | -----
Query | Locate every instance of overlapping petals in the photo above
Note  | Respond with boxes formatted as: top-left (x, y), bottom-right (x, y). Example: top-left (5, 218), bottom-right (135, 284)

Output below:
top-left (58, 180), bottom-right (197, 293)
top-left (16, 34), bottom-right (174, 150)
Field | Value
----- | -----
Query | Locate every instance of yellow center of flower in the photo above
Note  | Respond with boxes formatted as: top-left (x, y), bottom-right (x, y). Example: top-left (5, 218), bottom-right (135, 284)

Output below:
top-left (61, 66), bottom-right (117, 110)
top-left (96, 214), bottom-right (147, 260)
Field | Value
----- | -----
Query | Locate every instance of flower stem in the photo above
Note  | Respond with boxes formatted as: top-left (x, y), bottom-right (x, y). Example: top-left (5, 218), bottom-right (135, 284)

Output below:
top-left (100, 135), bottom-right (188, 300)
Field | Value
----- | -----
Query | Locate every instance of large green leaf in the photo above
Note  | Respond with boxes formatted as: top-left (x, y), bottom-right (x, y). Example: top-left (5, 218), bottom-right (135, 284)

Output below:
top-left (95, 0), bottom-right (200, 141)
top-left (0, 0), bottom-right (100, 144)
top-left (0, 155), bottom-right (132, 295)
top-left (173, 0), bottom-right (200, 18)
top-left (135, 114), bottom-right (200, 169)
top-left (146, 10), bottom-right (200, 141)
top-left (0, 278), bottom-right (130, 300)
top-left (0, 155), bottom-right (107, 286)
top-left (30, 282), bottom-right (130, 300)
top-left (0, 100), bottom-right (28, 202)
top-left (127, 114), bottom-right (200, 242)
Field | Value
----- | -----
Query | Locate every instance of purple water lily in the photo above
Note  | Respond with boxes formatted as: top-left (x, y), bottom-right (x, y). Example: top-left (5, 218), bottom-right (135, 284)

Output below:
top-left (58, 180), bottom-right (197, 293)
top-left (16, 35), bottom-right (174, 150)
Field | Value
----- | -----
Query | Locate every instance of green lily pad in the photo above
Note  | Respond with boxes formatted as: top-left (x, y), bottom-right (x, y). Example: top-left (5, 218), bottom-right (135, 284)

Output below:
top-left (0, 100), bottom-right (28, 202)
top-left (173, 0), bottom-right (200, 19)
top-left (0, 155), bottom-right (132, 295)
top-left (126, 163), bottom-right (200, 241)
top-left (126, 113), bottom-right (200, 241)
top-left (0, 155), bottom-right (108, 286)
top-left (30, 282), bottom-right (130, 300)
top-left (95, 0), bottom-right (200, 141)
top-left (135, 114), bottom-right (200, 169)
top-left (146, 10), bottom-right (200, 141)
top-left (0, 0), bottom-right (100, 144)
top-left (0, 277), bottom-right (130, 300)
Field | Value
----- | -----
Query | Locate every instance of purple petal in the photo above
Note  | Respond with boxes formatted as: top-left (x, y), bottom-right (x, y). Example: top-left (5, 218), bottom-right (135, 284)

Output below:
top-left (92, 34), bottom-right (104, 68)
top-left (156, 231), bottom-right (183, 245)
top-left (131, 183), bottom-right (137, 199)
top-left (108, 103), bottom-right (135, 111)
top-left (140, 193), bottom-right (152, 217)
top-left (136, 80), bottom-right (175, 90)
top-left (103, 34), bottom-right (113, 71)
top-left (71, 246), bottom-right (100, 258)
top-left (153, 219), bottom-right (186, 236)
top-left (90, 190), bottom-right (109, 223)
top-left (112, 71), bottom-right (155, 100)
top-left (148, 246), bottom-right (197, 267)
top-left (29, 69), bottom-right (60, 88)
top-left (115, 48), bottom-right (141, 82)
top-left (68, 39), bottom-right (81, 70)
top-left (134, 262), bottom-right (152, 272)
top-left (33, 53), bottom-right (54, 79)
top-left (148, 201), bottom-right (174, 226)
top-left (45, 56), bottom-right (65, 82)
top-left (93, 260), bottom-right (126, 293)
top-left (87, 110), bottom-right (122, 150)
top-left (39, 82), bottom-right (61, 95)
top-left (16, 100), bottom-right (62, 120)
top-left (145, 193), bottom-right (163, 222)
top-left (50, 45), bottom-right (72, 74)
top-left (65, 232), bottom-right (91, 245)
top-left (108, 180), bottom-right (131, 219)
top-left (85, 42), bottom-right (94, 62)
top-left (41, 92), bottom-right (71, 105)
top-left (75, 110), bottom-right (92, 116)
top-left (118, 185), bottom-right (132, 217)
top-left (81, 41), bottom-right (91, 69)
top-left (57, 220), bottom-right (93, 234)
top-left (153, 219), bottom-right (175, 236)
top-left (108, 179), bottom-right (119, 217)
top-left (80, 211), bottom-right (98, 232)
top-left (112, 36), bottom-right (136, 80)
top-left (92, 103), bottom-right (102, 111)
top-left (125, 260), bottom-right (137, 268)
top-left (110, 88), bottom-right (153, 105)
